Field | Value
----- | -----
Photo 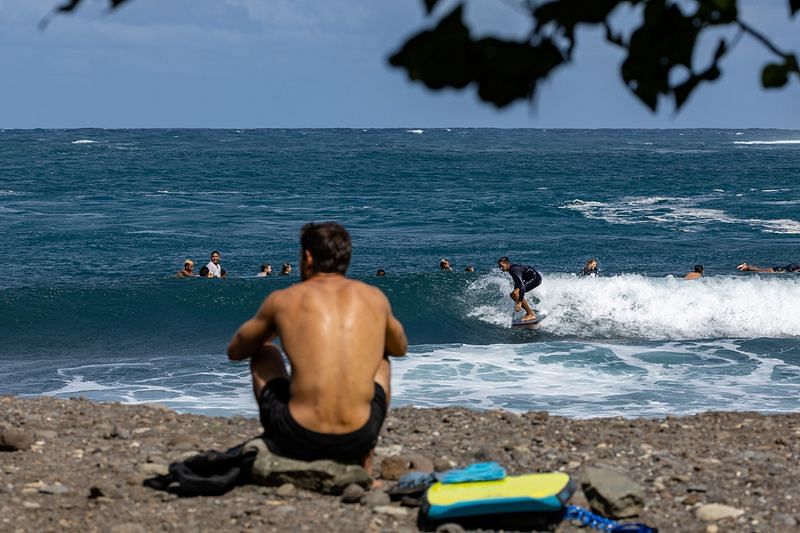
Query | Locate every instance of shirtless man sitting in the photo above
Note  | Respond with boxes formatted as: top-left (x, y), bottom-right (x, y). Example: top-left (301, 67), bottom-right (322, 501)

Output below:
top-left (227, 222), bottom-right (407, 469)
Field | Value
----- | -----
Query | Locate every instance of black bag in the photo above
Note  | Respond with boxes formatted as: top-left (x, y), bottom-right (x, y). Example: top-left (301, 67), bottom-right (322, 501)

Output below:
top-left (143, 441), bottom-right (259, 497)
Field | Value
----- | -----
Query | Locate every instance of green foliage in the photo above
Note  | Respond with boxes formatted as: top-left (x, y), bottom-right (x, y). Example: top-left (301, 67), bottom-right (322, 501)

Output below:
top-left (389, 0), bottom-right (799, 113)
top-left (388, 6), bottom-right (565, 107)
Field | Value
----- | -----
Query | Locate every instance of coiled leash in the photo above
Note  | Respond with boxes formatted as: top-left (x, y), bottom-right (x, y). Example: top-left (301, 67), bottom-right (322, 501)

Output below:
top-left (564, 505), bottom-right (658, 533)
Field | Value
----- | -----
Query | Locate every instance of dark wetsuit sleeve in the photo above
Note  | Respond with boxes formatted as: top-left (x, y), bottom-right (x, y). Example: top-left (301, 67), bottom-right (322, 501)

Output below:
top-left (509, 265), bottom-right (526, 300)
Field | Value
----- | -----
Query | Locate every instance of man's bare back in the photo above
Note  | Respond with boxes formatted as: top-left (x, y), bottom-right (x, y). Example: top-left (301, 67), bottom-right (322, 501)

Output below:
top-left (256, 275), bottom-right (402, 432)
top-left (227, 222), bottom-right (406, 465)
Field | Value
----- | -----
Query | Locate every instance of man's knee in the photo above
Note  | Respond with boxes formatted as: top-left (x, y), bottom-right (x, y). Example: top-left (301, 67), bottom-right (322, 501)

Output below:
top-left (250, 344), bottom-right (288, 396)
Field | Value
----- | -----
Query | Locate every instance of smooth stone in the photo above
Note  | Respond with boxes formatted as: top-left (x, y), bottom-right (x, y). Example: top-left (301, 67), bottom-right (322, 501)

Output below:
top-left (276, 483), bottom-right (297, 498)
top-left (341, 483), bottom-right (366, 504)
top-left (695, 503), bottom-right (745, 521)
top-left (374, 505), bottom-right (409, 517)
top-left (361, 491), bottom-right (391, 507)
top-left (136, 463), bottom-right (169, 476)
top-left (582, 466), bottom-right (645, 519)
top-left (380, 455), bottom-right (409, 481)
top-left (0, 428), bottom-right (33, 451)
top-left (435, 523), bottom-right (466, 533)
top-left (246, 439), bottom-right (371, 495)
top-left (38, 483), bottom-right (70, 495)
top-left (407, 453), bottom-right (434, 473)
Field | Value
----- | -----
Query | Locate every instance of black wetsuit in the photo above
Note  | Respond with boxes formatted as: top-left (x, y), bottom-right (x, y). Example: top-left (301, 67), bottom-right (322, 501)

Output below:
top-left (509, 264), bottom-right (542, 301)
top-left (579, 266), bottom-right (598, 277)
top-left (773, 262), bottom-right (800, 273)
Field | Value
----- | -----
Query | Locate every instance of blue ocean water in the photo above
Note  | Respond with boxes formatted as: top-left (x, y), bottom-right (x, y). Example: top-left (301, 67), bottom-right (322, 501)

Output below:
top-left (1, 128), bottom-right (799, 418)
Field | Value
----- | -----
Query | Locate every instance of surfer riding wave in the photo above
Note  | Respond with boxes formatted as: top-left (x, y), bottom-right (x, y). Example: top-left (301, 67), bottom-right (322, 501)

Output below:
top-left (497, 256), bottom-right (542, 322)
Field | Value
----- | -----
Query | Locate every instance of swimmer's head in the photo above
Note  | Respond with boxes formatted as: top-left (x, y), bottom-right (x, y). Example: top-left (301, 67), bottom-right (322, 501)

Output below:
top-left (694, 264), bottom-right (704, 274)
top-left (497, 257), bottom-right (510, 271)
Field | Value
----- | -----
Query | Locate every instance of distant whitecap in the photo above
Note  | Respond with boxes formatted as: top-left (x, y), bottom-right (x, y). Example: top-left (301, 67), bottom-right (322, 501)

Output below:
top-left (734, 140), bottom-right (800, 145)
top-left (71, 139), bottom-right (97, 144)
top-left (406, 129), bottom-right (424, 134)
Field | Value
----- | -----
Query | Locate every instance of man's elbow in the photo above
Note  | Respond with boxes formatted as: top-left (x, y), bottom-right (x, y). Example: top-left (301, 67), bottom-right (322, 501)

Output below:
top-left (227, 338), bottom-right (245, 361)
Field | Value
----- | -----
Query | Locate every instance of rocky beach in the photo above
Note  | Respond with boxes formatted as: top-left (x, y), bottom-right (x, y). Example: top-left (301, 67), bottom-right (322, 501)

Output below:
top-left (1, 395), bottom-right (798, 532)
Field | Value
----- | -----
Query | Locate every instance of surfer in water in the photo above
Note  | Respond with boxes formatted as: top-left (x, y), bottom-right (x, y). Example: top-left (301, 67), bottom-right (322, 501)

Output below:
top-left (497, 257), bottom-right (542, 322)
top-left (737, 262), bottom-right (800, 273)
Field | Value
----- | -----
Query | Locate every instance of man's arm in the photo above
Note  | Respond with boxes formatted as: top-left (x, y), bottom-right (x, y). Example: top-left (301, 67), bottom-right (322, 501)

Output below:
top-left (384, 298), bottom-right (407, 357)
top-left (737, 263), bottom-right (775, 273)
top-left (509, 265), bottom-right (525, 301)
top-left (227, 294), bottom-right (278, 361)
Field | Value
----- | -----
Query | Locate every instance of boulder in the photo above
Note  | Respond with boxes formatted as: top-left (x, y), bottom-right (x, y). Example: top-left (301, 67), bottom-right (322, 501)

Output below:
top-left (380, 455), bottom-right (410, 480)
top-left (246, 439), bottom-right (371, 495)
top-left (582, 466), bottom-right (645, 518)
top-left (0, 428), bottom-right (33, 451)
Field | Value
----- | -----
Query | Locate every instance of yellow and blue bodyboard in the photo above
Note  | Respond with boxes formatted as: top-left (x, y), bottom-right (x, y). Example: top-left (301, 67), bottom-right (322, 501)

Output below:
top-left (423, 472), bottom-right (575, 521)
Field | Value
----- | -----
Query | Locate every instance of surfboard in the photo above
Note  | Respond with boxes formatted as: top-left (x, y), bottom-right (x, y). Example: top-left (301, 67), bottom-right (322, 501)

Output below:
top-left (511, 314), bottom-right (547, 327)
top-left (422, 472), bottom-right (575, 521)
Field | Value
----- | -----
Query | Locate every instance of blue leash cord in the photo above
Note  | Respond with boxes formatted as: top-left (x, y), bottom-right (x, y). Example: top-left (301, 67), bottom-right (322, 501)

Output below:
top-left (564, 505), bottom-right (657, 533)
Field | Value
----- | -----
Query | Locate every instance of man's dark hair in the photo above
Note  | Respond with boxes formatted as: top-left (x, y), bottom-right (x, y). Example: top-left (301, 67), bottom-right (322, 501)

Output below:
top-left (199, 266), bottom-right (210, 277)
top-left (301, 222), bottom-right (352, 274)
top-left (497, 256), bottom-right (510, 265)
top-left (211, 250), bottom-right (220, 256)
top-left (694, 264), bottom-right (704, 273)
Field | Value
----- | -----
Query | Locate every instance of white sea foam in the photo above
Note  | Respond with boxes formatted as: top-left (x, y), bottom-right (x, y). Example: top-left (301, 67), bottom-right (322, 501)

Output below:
top-left (392, 338), bottom-right (798, 417)
top-left (734, 140), bottom-right (800, 145)
top-left (406, 129), bottom-right (424, 134)
top-left (37, 334), bottom-right (800, 418)
top-left (71, 139), bottom-right (97, 144)
top-left (562, 196), bottom-right (800, 234)
top-left (467, 272), bottom-right (800, 341)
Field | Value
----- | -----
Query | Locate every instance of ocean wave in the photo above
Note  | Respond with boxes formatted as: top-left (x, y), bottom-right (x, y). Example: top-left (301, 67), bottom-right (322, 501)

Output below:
top-left (24, 337), bottom-right (799, 418)
top-left (71, 139), bottom-right (98, 144)
top-left (406, 129), bottom-right (424, 134)
top-left (562, 196), bottom-right (800, 234)
top-left (734, 140), bottom-right (800, 145)
top-left (465, 272), bottom-right (800, 341)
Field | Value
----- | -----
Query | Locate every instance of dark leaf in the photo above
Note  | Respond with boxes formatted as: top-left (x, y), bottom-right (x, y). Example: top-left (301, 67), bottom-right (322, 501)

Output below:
top-left (389, 5), bottom-right (474, 89)
top-left (534, 0), bottom-right (620, 26)
top-left (791, 0), bottom-right (800, 16)
top-left (390, 4), bottom-right (565, 108)
top-left (422, 0), bottom-right (440, 15)
top-left (762, 63), bottom-right (789, 88)
top-left (54, 0), bottom-right (83, 12)
top-left (674, 75), bottom-right (701, 109)
top-left (621, 1), bottom-right (699, 110)
top-left (713, 38), bottom-right (727, 61)
top-left (473, 38), bottom-right (565, 107)
top-left (695, 0), bottom-right (738, 25)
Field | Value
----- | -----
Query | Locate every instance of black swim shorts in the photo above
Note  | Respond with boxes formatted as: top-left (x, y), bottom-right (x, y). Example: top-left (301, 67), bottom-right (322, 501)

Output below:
top-left (258, 378), bottom-right (387, 463)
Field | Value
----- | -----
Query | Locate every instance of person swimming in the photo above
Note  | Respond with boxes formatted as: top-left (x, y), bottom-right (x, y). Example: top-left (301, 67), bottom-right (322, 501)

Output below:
top-left (737, 262), bottom-right (800, 273)
top-left (685, 264), bottom-right (703, 280)
top-left (579, 258), bottom-right (598, 277)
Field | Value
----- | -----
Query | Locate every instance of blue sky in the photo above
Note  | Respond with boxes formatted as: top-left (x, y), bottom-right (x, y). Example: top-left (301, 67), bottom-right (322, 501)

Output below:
top-left (1, 0), bottom-right (798, 128)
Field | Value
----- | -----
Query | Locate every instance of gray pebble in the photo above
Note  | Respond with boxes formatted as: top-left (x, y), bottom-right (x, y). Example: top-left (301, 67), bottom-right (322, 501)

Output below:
top-left (341, 483), bottom-right (365, 504)
top-left (361, 490), bottom-right (391, 507)
top-left (276, 483), bottom-right (297, 498)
